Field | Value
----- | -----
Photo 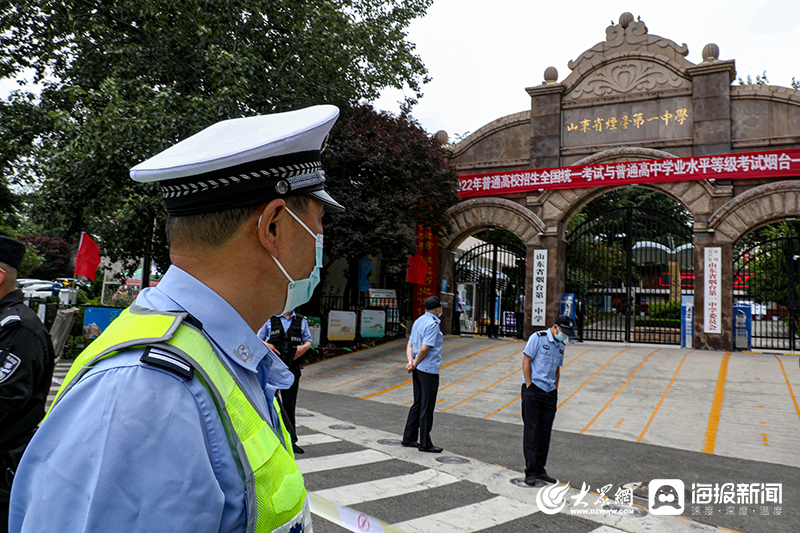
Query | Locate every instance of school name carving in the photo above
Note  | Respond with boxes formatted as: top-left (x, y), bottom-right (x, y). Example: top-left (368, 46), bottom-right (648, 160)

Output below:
top-left (565, 108), bottom-right (689, 134)
top-left (458, 148), bottom-right (800, 198)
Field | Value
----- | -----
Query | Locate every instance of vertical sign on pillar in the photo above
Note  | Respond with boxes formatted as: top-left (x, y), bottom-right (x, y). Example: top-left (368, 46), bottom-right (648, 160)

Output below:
top-left (704, 247), bottom-right (721, 334)
top-left (413, 226), bottom-right (439, 318)
top-left (532, 250), bottom-right (547, 326)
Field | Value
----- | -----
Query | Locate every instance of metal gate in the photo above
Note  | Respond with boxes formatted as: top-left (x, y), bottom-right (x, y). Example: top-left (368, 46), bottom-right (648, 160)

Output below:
top-left (566, 206), bottom-right (694, 344)
top-left (454, 242), bottom-right (526, 337)
top-left (734, 234), bottom-right (800, 351)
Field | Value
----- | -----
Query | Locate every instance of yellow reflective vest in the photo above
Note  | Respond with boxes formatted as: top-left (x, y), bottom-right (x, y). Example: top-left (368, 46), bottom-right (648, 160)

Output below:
top-left (51, 305), bottom-right (311, 533)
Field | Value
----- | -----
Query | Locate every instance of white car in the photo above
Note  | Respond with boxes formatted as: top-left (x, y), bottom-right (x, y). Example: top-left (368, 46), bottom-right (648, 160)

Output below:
top-left (17, 279), bottom-right (47, 288)
top-left (22, 283), bottom-right (55, 299)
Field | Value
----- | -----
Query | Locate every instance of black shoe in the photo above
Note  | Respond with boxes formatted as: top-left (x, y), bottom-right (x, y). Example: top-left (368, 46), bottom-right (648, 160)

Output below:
top-left (418, 445), bottom-right (443, 453)
top-left (524, 477), bottom-right (539, 486)
top-left (536, 473), bottom-right (557, 484)
top-left (292, 444), bottom-right (305, 454)
top-left (401, 440), bottom-right (419, 447)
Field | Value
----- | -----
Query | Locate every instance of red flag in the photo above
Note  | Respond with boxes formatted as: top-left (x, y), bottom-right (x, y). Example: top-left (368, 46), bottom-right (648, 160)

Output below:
top-left (406, 253), bottom-right (428, 285)
top-left (75, 232), bottom-right (101, 280)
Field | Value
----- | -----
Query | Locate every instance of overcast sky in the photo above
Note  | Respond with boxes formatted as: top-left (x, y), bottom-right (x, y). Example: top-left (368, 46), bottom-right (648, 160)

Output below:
top-left (3, 1), bottom-right (798, 143)
top-left (374, 0), bottom-right (800, 140)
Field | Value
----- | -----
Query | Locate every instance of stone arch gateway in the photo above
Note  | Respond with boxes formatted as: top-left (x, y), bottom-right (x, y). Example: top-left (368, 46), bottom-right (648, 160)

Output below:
top-left (433, 12), bottom-right (800, 350)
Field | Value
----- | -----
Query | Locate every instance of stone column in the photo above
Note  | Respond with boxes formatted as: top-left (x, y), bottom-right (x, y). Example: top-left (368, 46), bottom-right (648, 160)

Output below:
top-left (525, 78), bottom-right (564, 169)
top-left (687, 58), bottom-right (736, 156)
top-left (526, 222), bottom-right (566, 334)
top-left (693, 234), bottom-right (734, 351)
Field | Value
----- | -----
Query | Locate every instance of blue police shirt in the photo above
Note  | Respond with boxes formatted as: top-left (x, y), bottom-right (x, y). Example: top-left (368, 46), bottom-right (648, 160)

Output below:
top-left (9, 266), bottom-right (295, 533)
top-left (258, 312), bottom-right (313, 345)
top-left (409, 311), bottom-right (443, 374)
top-left (523, 328), bottom-right (564, 392)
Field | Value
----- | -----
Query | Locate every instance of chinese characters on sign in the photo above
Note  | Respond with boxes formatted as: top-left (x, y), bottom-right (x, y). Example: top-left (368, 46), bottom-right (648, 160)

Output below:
top-left (704, 247), bottom-right (721, 334)
top-left (413, 226), bottom-right (439, 318)
top-left (691, 482), bottom-right (782, 517)
top-left (532, 250), bottom-right (547, 327)
top-left (566, 108), bottom-right (689, 133)
top-left (458, 148), bottom-right (800, 199)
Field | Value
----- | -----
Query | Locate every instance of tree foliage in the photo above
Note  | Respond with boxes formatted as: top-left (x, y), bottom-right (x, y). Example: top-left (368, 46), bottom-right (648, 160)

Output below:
top-left (736, 222), bottom-right (800, 308)
top-left (321, 104), bottom-right (460, 265)
top-left (1, 0), bottom-right (433, 274)
top-left (17, 236), bottom-right (71, 279)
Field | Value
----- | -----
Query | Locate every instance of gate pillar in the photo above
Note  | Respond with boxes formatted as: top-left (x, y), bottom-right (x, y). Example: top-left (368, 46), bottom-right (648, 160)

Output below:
top-left (439, 246), bottom-right (456, 335)
top-left (693, 234), bottom-right (734, 351)
top-left (531, 222), bottom-right (566, 337)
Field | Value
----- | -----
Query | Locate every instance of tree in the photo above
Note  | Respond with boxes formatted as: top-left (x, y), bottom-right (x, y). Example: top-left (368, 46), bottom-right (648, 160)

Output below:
top-left (17, 236), bottom-right (72, 280)
top-left (322, 104), bottom-right (459, 263)
top-left (0, 0), bottom-right (433, 277)
top-left (320, 104), bottom-right (460, 296)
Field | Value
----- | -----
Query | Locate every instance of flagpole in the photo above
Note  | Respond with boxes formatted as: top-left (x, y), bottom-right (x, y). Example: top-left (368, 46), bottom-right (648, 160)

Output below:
top-left (74, 232), bottom-right (85, 281)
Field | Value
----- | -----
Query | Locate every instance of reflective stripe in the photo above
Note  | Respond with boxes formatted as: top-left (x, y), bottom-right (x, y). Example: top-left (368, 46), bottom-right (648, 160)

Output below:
top-left (51, 306), bottom-right (308, 533)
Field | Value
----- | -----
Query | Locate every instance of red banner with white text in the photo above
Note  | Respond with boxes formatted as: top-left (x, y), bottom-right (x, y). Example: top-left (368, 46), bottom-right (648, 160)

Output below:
top-left (458, 148), bottom-right (800, 198)
top-left (412, 226), bottom-right (438, 319)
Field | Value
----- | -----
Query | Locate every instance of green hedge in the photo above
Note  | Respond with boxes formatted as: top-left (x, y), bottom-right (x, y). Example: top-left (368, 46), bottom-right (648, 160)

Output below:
top-left (648, 301), bottom-right (681, 319)
top-left (635, 318), bottom-right (681, 328)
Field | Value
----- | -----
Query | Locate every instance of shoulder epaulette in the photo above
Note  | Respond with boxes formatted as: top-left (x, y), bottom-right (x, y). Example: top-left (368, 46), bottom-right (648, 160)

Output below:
top-left (537, 331), bottom-right (548, 336)
top-left (0, 313), bottom-right (21, 327)
top-left (140, 347), bottom-right (194, 380)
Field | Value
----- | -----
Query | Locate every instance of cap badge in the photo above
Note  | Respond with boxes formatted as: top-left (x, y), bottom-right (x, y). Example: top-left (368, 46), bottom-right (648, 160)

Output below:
top-left (275, 180), bottom-right (290, 195)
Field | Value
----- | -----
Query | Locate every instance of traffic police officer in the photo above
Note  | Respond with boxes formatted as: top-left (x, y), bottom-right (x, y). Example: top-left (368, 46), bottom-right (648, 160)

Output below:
top-left (9, 106), bottom-right (344, 533)
top-left (0, 237), bottom-right (55, 533)
top-left (259, 310), bottom-right (313, 454)
top-left (521, 314), bottom-right (574, 485)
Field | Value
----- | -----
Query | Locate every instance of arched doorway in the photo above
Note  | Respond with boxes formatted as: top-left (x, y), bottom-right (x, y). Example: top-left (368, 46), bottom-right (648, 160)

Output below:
top-left (565, 190), bottom-right (694, 344)
top-left (733, 222), bottom-right (800, 351)
top-left (454, 241), bottom-right (527, 337)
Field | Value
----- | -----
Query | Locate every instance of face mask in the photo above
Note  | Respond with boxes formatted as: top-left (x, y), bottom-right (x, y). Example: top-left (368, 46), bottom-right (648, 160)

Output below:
top-left (266, 207), bottom-right (323, 314)
top-left (555, 329), bottom-right (569, 342)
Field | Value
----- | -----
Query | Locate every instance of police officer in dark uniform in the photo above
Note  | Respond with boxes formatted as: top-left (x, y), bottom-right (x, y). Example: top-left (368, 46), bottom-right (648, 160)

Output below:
top-left (0, 237), bottom-right (55, 532)
top-left (258, 310), bottom-right (312, 454)
top-left (521, 314), bottom-right (574, 486)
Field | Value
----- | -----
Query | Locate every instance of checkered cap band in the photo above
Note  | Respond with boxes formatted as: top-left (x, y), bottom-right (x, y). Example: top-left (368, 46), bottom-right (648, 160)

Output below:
top-left (159, 150), bottom-right (324, 216)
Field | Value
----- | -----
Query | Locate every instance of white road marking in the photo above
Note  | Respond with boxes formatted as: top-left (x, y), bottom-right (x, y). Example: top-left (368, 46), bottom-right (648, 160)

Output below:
top-left (313, 468), bottom-right (460, 506)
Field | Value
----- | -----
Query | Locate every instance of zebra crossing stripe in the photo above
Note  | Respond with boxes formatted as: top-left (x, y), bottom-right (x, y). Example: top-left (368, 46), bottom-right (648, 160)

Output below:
top-left (295, 449), bottom-right (391, 474)
top-left (392, 495), bottom-right (536, 532)
top-left (312, 468), bottom-right (460, 506)
top-left (296, 433), bottom-right (340, 446)
top-left (308, 493), bottom-right (407, 533)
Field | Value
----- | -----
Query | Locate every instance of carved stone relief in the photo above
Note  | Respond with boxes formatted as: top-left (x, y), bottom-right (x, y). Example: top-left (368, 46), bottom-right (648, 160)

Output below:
top-left (567, 59), bottom-right (691, 100)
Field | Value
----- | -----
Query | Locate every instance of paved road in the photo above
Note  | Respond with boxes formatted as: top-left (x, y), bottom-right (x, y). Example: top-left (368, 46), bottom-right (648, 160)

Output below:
top-left (295, 336), bottom-right (800, 533)
top-left (48, 337), bottom-right (800, 532)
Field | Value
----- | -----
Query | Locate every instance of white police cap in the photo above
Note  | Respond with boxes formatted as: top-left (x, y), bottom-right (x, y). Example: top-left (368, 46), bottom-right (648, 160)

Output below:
top-left (130, 105), bottom-right (344, 216)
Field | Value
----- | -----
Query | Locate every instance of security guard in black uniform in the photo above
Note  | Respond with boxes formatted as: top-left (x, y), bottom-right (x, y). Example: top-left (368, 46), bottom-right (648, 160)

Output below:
top-left (258, 310), bottom-right (312, 454)
top-left (0, 237), bottom-right (55, 533)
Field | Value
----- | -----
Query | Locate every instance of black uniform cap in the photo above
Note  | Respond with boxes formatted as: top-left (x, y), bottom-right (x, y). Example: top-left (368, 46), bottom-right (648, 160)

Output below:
top-left (0, 236), bottom-right (25, 271)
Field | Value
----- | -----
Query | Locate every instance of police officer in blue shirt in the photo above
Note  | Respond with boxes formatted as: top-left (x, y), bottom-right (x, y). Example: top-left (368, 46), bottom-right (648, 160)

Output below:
top-left (258, 310), bottom-right (313, 454)
top-left (521, 314), bottom-right (574, 485)
top-left (402, 296), bottom-right (445, 453)
top-left (9, 106), bottom-right (344, 533)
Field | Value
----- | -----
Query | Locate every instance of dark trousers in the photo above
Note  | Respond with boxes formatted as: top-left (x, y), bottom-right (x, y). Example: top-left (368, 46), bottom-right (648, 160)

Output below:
top-left (279, 365), bottom-right (302, 444)
top-left (515, 312), bottom-right (524, 339)
top-left (576, 316), bottom-right (584, 341)
top-left (403, 369), bottom-right (439, 448)
top-left (453, 312), bottom-right (461, 335)
top-left (521, 383), bottom-right (558, 478)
